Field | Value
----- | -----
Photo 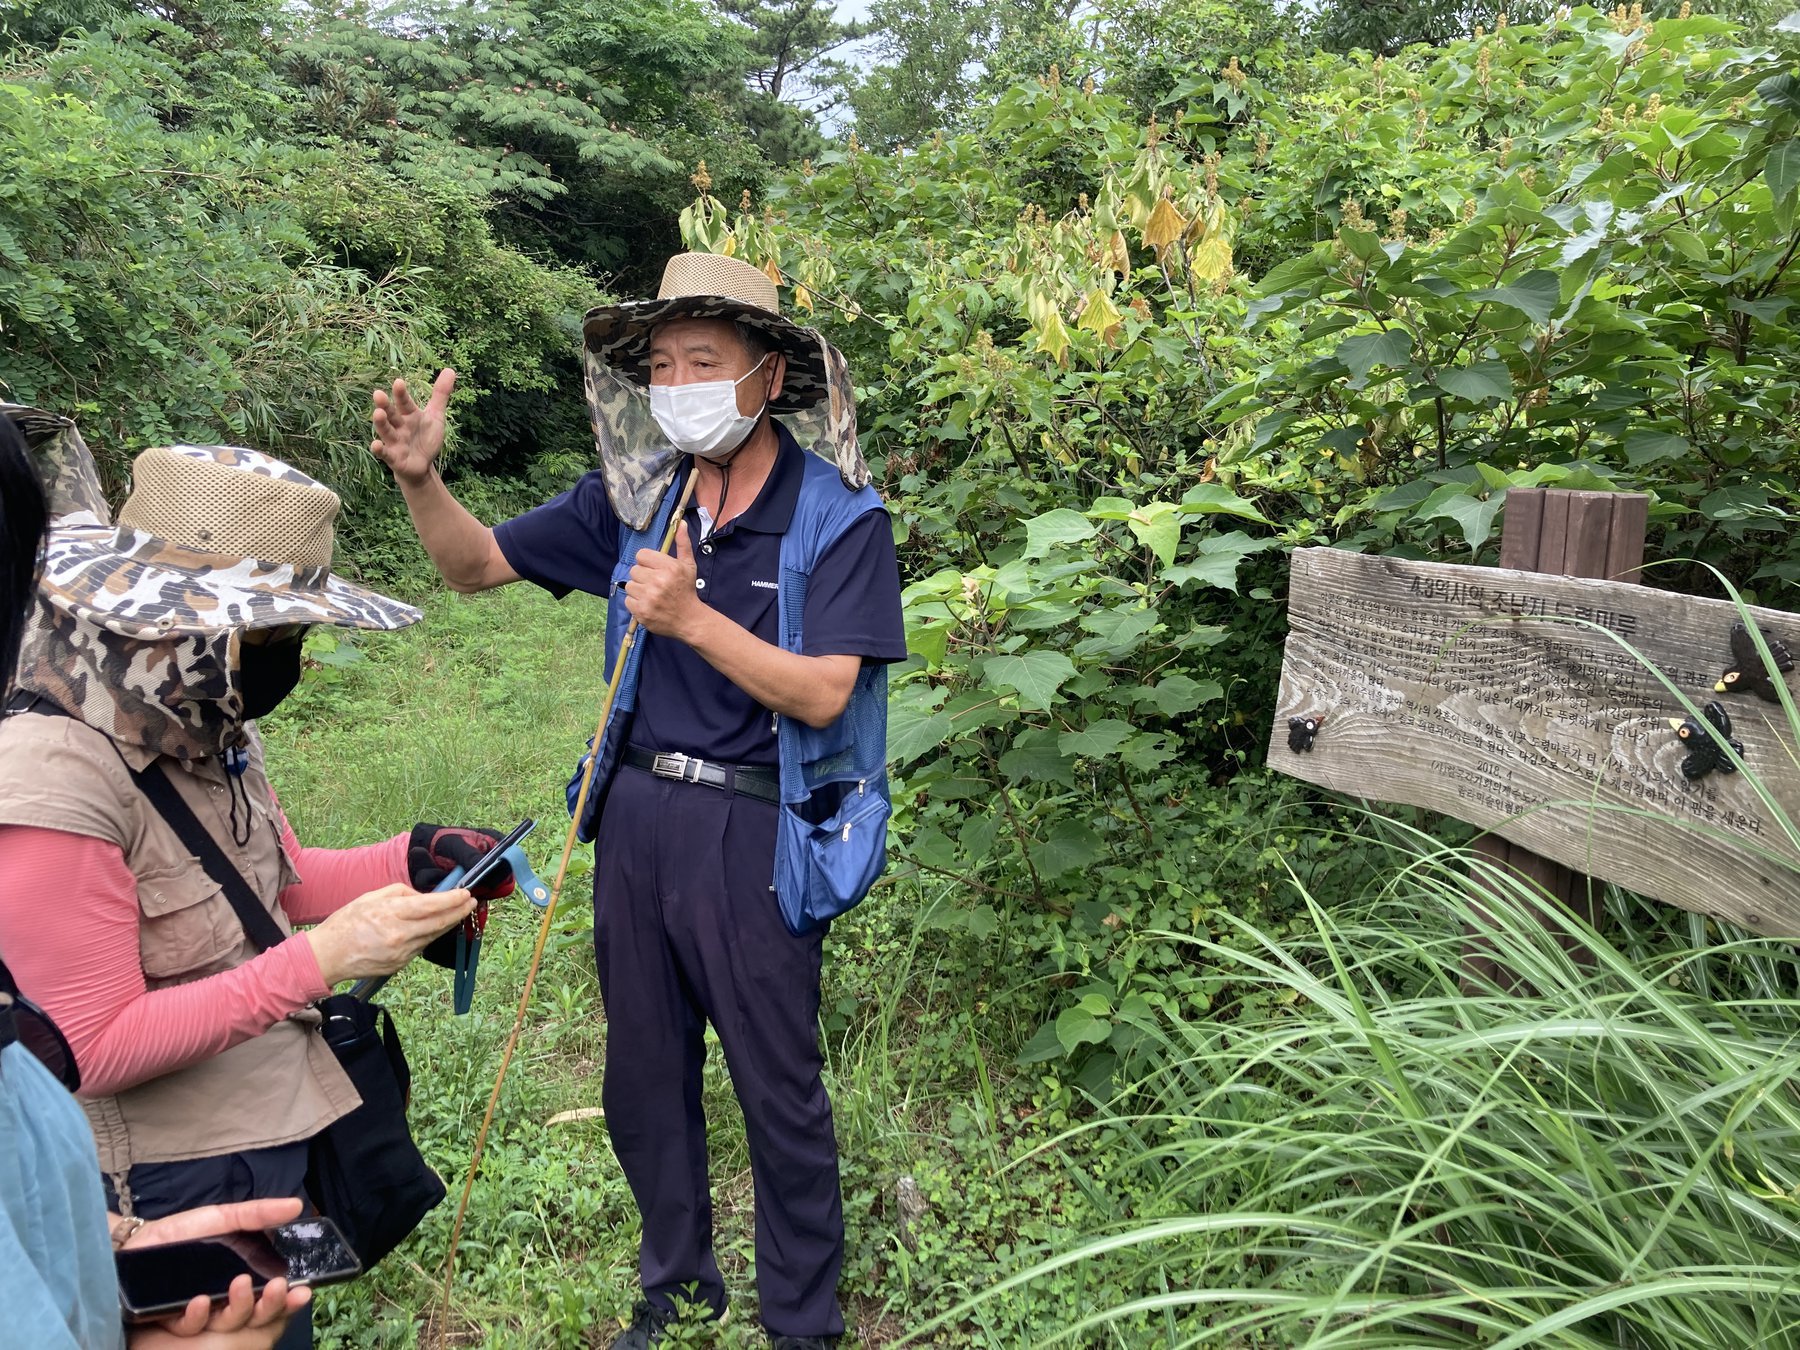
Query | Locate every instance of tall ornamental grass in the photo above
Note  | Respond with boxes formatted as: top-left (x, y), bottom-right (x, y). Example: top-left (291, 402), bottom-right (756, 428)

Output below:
top-left (925, 822), bottom-right (1800, 1347)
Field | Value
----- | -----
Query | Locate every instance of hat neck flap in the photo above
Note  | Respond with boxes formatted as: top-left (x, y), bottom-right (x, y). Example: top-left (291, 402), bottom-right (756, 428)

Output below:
top-left (583, 329), bottom-right (870, 531)
top-left (3, 404), bottom-right (110, 527)
top-left (17, 598), bottom-right (246, 762)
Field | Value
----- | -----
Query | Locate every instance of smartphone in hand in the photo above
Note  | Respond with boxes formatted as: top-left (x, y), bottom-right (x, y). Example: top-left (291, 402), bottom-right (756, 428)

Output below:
top-left (116, 1215), bottom-right (362, 1323)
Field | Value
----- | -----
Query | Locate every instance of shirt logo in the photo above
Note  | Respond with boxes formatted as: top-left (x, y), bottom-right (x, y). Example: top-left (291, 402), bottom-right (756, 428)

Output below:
top-left (751, 580), bottom-right (778, 591)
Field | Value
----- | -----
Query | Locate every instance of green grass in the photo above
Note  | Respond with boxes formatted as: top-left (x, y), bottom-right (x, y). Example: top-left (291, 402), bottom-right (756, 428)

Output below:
top-left (265, 584), bottom-right (1800, 1349)
top-left (266, 586), bottom-right (1115, 1348)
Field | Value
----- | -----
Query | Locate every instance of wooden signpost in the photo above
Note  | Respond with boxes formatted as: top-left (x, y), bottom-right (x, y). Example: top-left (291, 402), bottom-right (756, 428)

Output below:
top-left (1268, 510), bottom-right (1800, 940)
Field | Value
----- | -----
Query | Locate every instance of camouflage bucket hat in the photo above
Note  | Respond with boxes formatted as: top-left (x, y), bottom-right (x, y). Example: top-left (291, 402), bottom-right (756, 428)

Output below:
top-left (583, 252), bottom-right (869, 530)
top-left (39, 445), bottom-right (420, 640)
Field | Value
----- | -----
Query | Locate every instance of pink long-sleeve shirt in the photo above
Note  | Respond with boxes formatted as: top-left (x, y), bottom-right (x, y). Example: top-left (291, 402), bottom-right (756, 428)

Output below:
top-left (0, 813), bottom-right (407, 1098)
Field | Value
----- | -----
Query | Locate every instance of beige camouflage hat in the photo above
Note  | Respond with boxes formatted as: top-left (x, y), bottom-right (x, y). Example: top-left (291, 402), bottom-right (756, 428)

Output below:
top-left (582, 252), bottom-right (869, 530)
top-left (38, 445), bottom-right (420, 640)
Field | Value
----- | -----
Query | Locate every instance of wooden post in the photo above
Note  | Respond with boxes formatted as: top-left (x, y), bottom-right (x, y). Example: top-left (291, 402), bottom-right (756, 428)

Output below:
top-left (1462, 488), bottom-right (1649, 991)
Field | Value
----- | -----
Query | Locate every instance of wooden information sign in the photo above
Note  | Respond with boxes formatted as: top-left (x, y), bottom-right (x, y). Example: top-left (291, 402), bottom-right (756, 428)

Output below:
top-left (1269, 546), bottom-right (1800, 936)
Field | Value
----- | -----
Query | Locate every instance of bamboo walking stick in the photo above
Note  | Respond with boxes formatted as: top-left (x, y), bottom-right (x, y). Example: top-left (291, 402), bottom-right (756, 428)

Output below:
top-left (437, 469), bottom-right (700, 1338)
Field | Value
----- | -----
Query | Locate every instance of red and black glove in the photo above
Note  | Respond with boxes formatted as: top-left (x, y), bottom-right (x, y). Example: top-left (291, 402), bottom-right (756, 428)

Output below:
top-left (407, 823), bottom-right (517, 899)
top-left (408, 824), bottom-right (514, 971)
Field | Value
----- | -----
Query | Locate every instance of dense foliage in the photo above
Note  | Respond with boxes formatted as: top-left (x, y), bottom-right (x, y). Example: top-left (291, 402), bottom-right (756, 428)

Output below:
top-left (670, 5), bottom-right (1800, 1096)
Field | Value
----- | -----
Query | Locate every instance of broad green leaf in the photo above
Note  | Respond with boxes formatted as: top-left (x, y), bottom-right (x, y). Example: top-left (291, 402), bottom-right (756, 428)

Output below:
top-left (1136, 675), bottom-right (1223, 716)
top-left (1466, 270), bottom-right (1560, 325)
top-left (1435, 360), bottom-right (1514, 402)
top-left (983, 651), bottom-right (1078, 710)
top-left (1015, 1020), bottom-right (1067, 1065)
top-left (1073, 607), bottom-right (1160, 658)
top-left (1729, 296), bottom-right (1793, 322)
top-left (1058, 718), bottom-right (1135, 758)
top-left (1036, 819), bottom-right (1104, 879)
top-left (1767, 140), bottom-right (1800, 203)
top-left (998, 733), bottom-right (1075, 783)
top-left (1161, 531), bottom-right (1277, 592)
top-left (1120, 732), bottom-right (1176, 772)
top-left (1622, 430), bottom-right (1691, 466)
top-left (1421, 489), bottom-right (1506, 551)
top-left (1760, 72), bottom-right (1800, 114)
top-left (906, 621), bottom-right (949, 669)
top-left (1178, 482), bottom-right (1273, 524)
top-left (1335, 328), bottom-right (1413, 381)
top-left (888, 700), bottom-right (955, 766)
top-left (1127, 501), bottom-right (1182, 566)
top-left (1053, 1006), bottom-right (1111, 1053)
top-left (958, 812), bottom-right (1002, 863)
top-left (1085, 496), bottom-right (1137, 521)
top-left (1022, 507), bottom-right (1097, 557)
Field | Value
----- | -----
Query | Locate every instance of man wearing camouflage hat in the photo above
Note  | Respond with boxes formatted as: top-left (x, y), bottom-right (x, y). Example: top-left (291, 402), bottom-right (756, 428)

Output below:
top-left (371, 253), bottom-right (907, 1349)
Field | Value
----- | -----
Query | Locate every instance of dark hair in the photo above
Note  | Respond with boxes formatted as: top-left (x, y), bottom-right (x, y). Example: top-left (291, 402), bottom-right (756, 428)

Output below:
top-left (0, 414), bottom-right (47, 697)
top-left (734, 320), bottom-right (774, 365)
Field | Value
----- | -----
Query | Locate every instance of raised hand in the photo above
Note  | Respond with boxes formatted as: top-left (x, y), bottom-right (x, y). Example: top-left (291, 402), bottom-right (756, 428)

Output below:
top-left (370, 369), bottom-right (457, 486)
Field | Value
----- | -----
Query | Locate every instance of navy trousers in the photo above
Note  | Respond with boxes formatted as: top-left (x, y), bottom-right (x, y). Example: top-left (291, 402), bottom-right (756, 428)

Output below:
top-left (594, 765), bottom-right (845, 1338)
top-left (106, 1141), bottom-right (314, 1350)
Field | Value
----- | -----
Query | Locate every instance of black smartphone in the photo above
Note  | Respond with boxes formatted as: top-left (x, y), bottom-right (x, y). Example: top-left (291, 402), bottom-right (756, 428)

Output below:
top-left (455, 817), bottom-right (535, 894)
top-left (116, 1215), bottom-right (362, 1324)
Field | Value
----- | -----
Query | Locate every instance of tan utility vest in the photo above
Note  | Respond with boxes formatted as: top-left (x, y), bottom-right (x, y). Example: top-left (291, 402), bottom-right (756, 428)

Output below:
top-left (0, 712), bottom-right (359, 1176)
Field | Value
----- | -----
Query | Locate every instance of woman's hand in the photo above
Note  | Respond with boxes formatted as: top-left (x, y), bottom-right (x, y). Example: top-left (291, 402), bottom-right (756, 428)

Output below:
top-left (304, 883), bottom-right (476, 986)
top-left (119, 1198), bottom-right (311, 1348)
top-left (128, 1271), bottom-right (308, 1348)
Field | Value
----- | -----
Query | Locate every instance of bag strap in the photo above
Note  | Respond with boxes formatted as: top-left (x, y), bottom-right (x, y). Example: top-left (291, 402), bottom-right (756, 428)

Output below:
top-left (129, 762), bottom-right (288, 954)
top-left (7, 693), bottom-right (288, 956)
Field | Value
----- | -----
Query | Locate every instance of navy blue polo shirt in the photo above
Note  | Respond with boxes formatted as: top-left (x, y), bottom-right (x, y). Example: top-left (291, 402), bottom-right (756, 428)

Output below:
top-left (494, 428), bottom-right (907, 766)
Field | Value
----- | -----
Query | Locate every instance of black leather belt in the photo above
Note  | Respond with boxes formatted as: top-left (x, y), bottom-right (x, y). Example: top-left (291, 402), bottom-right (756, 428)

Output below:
top-left (622, 747), bottom-right (780, 805)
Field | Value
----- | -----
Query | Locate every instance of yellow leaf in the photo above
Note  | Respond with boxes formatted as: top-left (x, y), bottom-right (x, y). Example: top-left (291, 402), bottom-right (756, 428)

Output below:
top-left (1034, 309), bottom-right (1071, 366)
top-left (793, 284), bottom-right (814, 313)
top-left (1185, 199), bottom-right (1232, 248)
top-left (720, 234), bottom-right (738, 257)
top-left (1191, 232), bottom-right (1233, 283)
top-left (1107, 230), bottom-right (1131, 275)
top-left (762, 257), bottom-right (783, 285)
top-left (1142, 196), bottom-right (1188, 251)
top-left (1076, 288), bottom-right (1124, 344)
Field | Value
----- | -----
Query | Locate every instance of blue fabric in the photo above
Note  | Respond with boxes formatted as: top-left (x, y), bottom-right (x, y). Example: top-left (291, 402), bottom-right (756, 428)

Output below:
top-left (0, 1042), bottom-right (126, 1350)
top-left (772, 453), bottom-right (894, 935)
top-left (499, 429), bottom-right (904, 767)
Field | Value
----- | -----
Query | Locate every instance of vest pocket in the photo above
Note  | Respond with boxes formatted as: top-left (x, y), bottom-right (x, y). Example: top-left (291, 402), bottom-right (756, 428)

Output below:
top-left (136, 863), bottom-right (241, 979)
top-left (777, 782), bottom-right (890, 935)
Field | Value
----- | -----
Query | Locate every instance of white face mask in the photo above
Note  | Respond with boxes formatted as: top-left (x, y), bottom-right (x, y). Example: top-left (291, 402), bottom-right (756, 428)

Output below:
top-left (648, 356), bottom-right (771, 462)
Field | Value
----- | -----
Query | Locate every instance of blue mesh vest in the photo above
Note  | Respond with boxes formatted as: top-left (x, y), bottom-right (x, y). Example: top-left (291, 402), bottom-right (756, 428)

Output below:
top-left (566, 454), bottom-right (891, 935)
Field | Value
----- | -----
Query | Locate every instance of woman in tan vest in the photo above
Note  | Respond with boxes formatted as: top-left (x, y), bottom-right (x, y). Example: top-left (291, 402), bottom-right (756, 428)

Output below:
top-left (0, 441), bottom-right (489, 1350)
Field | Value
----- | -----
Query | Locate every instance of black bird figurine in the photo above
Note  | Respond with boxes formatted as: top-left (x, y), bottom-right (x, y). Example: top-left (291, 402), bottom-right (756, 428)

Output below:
top-left (1669, 700), bottom-right (1743, 780)
top-left (1287, 714), bottom-right (1324, 753)
top-left (1715, 620), bottom-right (1794, 703)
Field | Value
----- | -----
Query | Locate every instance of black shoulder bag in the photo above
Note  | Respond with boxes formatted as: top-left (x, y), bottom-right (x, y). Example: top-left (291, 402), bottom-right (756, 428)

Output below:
top-left (130, 762), bottom-right (445, 1268)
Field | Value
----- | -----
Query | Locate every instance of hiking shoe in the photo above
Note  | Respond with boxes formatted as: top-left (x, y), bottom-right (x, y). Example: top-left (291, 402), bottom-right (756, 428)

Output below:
top-left (609, 1301), bottom-right (673, 1350)
top-left (769, 1338), bottom-right (839, 1349)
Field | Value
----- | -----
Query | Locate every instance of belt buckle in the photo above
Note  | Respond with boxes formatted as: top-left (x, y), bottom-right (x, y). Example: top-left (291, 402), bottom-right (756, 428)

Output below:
top-left (651, 752), bottom-right (704, 783)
